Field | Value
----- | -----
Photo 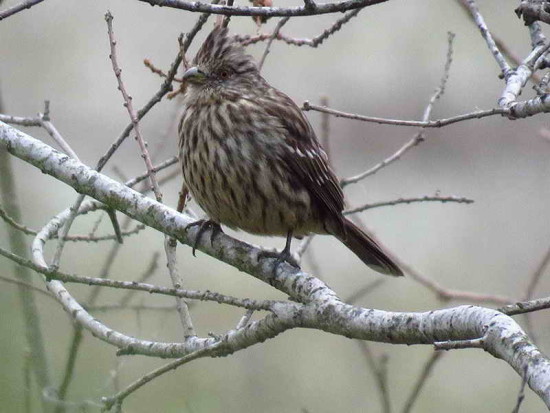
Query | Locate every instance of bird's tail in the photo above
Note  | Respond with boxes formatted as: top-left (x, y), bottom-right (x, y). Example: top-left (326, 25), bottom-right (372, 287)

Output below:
top-left (334, 219), bottom-right (403, 276)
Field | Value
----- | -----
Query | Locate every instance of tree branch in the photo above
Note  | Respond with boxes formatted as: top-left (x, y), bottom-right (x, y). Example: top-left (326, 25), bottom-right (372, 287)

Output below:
top-left (0, 0), bottom-right (44, 20)
top-left (137, 0), bottom-right (389, 17)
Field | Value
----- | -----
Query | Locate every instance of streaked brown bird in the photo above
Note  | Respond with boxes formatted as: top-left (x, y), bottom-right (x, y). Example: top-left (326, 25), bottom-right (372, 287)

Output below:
top-left (178, 26), bottom-right (403, 276)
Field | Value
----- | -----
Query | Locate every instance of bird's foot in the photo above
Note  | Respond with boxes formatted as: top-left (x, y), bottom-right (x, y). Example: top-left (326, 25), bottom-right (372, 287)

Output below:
top-left (185, 220), bottom-right (223, 256)
top-left (258, 247), bottom-right (300, 276)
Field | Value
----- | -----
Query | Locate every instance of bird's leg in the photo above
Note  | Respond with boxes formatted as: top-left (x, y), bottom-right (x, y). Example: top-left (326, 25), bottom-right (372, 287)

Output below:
top-left (185, 219), bottom-right (223, 256)
top-left (258, 230), bottom-right (300, 275)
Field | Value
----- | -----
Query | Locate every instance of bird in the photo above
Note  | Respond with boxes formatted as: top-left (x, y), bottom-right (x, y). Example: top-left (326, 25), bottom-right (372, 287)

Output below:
top-left (178, 25), bottom-right (403, 277)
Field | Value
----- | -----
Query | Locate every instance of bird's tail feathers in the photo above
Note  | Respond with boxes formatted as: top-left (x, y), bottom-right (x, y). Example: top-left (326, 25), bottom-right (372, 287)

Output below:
top-left (335, 219), bottom-right (403, 277)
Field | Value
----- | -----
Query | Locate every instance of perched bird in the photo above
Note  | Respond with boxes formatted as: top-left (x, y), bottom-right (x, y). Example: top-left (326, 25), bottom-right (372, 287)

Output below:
top-left (178, 25), bottom-right (403, 276)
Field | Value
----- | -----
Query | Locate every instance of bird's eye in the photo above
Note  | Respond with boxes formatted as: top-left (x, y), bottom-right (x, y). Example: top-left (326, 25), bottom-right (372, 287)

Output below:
top-left (219, 70), bottom-right (230, 79)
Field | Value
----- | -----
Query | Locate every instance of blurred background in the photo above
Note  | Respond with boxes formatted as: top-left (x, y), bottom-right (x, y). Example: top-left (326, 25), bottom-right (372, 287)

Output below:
top-left (1, 0), bottom-right (550, 411)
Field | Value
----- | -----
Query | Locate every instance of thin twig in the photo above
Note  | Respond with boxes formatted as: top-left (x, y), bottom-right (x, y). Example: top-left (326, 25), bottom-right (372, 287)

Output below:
top-left (402, 352), bottom-right (444, 413)
top-left (164, 237), bottom-right (196, 337)
top-left (0, 204), bottom-right (145, 240)
top-left (56, 328), bottom-right (83, 408)
top-left (38, 103), bottom-right (80, 161)
top-left (143, 58), bottom-right (183, 82)
top-left (88, 211), bottom-right (106, 238)
top-left (302, 103), bottom-right (507, 128)
top-left (512, 364), bottom-right (529, 413)
top-left (105, 208), bottom-right (124, 244)
top-left (239, 9), bottom-right (360, 47)
top-left (356, 342), bottom-right (391, 413)
top-left (125, 156), bottom-right (179, 188)
top-left (344, 195), bottom-right (474, 214)
top-left (0, 274), bottom-right (54, 302)
top-left (345, 279), bottom-right (385, 304)
top-left (340, 32), bottom-right (456, 187)
top-left (258, 17), bottom-right (291, 70)
top-left (118, 252), bottom-right (160, 307)
top-left (101, 344), bottom-right (223, 410)
top-left (401, 260), bottom-right (513, 305)
top-left (106, 12), bottom-right (162, 202)
top-left (0, 245), bottom-right (276, 311)
top-left (86, 304), bottom-right (177, 312)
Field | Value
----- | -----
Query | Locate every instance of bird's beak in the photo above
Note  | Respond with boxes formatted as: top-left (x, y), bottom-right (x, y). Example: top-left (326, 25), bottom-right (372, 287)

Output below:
top-left (182, 66), bottom-right (207, 83)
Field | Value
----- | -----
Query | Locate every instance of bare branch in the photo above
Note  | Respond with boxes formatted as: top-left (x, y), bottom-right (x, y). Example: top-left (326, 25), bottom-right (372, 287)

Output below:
top-left (303, 103), bottom-right (508, 127)
top-left (499, 296), bottom-right (550, 316)
top-left (0, 0), bottom-right (45, 20)
top-left (345, 195), bottom-right (474, 214)
top-left (258, 17), bottom-right (290, 70)
top-left (101, 344), bottom-right (222, 410)
top-left (345, 279), bottom-right (385, 304)
top-left (401, 261), bottom-right (513, 306)
top-left (341, 32), bottom-right (455, 186)
top-left (137, 0), bottom-right (389, 17)
top-left (402, 352), bottom-right (444, 413)
top-left (106, 12), bottom-right (163, 202)
top-left (356, 342), bottom-right (391, 413)
top-left (143, 58), bottom-right (183, 82)
top-left (0, 245), bottom-right (276, 311)
top-left (125, 156), bottom-right (179, 187)
top-left (460, 0), bottom-right (511, 76)
top-left (164, 237), bottom-right (197, 337)
top-left (0, 274), bottom-right (54, 302)
top-left (118, 252), bottom-right (160, 307)
top-left (512, 365), bottom-right (529, 413)
top-left (86, 304), bottom-right (177, 312)
top-left (238, 9), bottom-right (360, 47)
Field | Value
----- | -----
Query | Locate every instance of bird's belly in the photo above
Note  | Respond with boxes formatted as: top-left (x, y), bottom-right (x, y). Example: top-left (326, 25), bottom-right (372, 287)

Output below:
top-left (182, 137), bottom-right (319, 236)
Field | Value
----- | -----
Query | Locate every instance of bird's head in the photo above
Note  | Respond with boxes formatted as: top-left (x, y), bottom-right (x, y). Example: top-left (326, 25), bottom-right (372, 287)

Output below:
top-left (182, 26), bottom-right (260, 96)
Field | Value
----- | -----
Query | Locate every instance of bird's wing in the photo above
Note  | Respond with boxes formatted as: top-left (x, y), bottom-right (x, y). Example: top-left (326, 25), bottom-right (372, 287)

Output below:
top-left (257, 89), bottom-right (345, 224)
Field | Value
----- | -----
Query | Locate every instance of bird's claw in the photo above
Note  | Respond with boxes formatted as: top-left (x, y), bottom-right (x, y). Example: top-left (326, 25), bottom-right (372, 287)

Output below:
top-left (185, 220), bottom-right (223, 256)
top-left (258, 248), bottom-right (300, 276)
